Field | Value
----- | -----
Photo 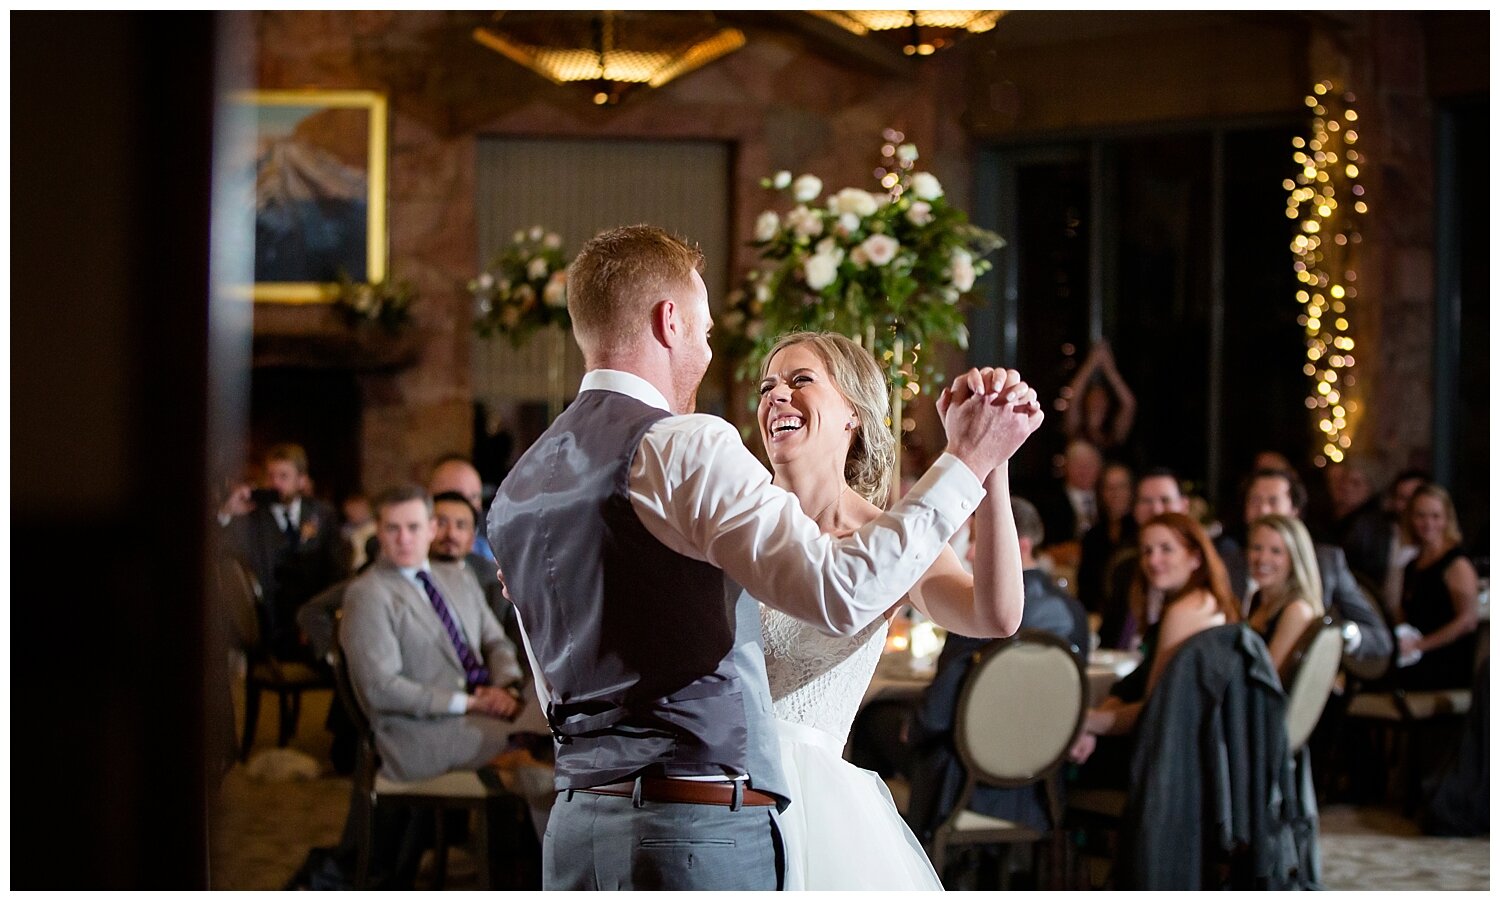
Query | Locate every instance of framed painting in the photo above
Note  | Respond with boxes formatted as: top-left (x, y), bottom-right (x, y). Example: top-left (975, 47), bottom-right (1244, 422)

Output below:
top-left (229, 89), bottom-right (388, 302)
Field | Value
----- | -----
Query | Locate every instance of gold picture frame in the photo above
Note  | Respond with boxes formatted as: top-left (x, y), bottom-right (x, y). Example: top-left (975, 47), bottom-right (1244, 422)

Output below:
top-left (229, 89), bottom-right (388, 303)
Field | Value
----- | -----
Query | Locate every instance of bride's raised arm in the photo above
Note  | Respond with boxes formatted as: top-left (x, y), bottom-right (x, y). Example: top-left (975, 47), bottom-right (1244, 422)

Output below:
top-left (904, 461), bottom-right (1026, 638)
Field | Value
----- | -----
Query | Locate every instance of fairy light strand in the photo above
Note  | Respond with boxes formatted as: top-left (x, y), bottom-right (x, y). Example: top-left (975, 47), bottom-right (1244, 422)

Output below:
top-left (1285, 80), bottom-right (1365, 468)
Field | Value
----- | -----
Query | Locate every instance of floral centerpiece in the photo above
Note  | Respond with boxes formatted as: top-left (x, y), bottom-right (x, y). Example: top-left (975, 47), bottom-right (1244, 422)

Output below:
top-left (731, 142), bottom-right (1004, 395)
top-left (470, 226), bottom-right (570, 345)
top-left (334, 272), bottom-right (415, 333)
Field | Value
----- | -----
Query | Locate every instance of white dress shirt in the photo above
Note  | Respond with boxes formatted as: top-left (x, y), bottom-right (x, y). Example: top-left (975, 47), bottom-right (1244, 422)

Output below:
top-left (517, 368), bottom-right (986, 716)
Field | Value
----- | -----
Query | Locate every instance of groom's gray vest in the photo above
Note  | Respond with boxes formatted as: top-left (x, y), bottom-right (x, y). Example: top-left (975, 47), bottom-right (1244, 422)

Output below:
top-left (488, 389), bottom-right (790, 808)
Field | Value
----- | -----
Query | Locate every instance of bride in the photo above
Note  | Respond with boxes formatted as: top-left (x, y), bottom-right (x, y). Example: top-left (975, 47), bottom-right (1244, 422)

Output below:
top-left (753, 331), bottom-right (1042, 890)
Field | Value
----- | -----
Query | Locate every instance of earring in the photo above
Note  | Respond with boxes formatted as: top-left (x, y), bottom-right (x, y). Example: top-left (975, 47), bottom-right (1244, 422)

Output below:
top-left (846, 418), bottom-right (857, 430)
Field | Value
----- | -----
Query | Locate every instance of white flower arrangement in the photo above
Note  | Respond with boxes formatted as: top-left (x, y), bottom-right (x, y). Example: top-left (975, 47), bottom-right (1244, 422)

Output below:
top-left (470, 226), bottom-right (571, 344)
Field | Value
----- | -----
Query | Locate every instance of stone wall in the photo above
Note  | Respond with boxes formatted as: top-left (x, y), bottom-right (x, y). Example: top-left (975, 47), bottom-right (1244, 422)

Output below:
top-left (243, 11), bottom-right (1461, 493)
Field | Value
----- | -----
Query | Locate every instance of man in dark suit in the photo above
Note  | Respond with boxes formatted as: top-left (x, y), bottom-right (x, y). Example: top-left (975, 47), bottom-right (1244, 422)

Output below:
top-left (1216, 468), bottom-right (1393, 668)
top-left (901, 497), bottom-right (1090, 847)
top-left (219, 442), bottom-right (344, 659)
top-left (1033, 439), bottom-right (1104, 560)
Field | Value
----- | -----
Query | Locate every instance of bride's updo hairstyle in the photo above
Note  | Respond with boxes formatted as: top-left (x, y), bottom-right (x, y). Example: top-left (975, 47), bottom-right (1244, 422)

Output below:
top-left (761, 331), bottom-right (895, 507)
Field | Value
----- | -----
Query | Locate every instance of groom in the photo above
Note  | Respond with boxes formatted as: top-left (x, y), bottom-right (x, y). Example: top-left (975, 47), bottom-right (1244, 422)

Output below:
top-left (487, 224), bottom-right (1040, 890)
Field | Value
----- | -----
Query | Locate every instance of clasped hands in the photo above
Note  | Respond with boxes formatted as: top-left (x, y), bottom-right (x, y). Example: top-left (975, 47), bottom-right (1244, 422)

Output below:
top-left (468, 683), bottom-right (524, 721)
top-left (937, 366), bottom-right (1045, 481)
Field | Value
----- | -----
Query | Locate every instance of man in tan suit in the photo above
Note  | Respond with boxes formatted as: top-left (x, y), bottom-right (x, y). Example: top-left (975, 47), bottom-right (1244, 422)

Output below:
top-left (340, 483), bottom-right (524, 781)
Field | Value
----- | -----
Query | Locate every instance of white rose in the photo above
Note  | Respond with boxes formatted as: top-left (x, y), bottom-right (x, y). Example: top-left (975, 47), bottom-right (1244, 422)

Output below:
top-left (897, 143), bottom-right (919, 164)
top-left (848, 245), bottom-right (868, 269)
top-left (906, 201), bottom-right (933, 226)
top-left (476, 272), bottom-right (495, 291)
top-left (772, 170), bottom-right (792, 190)
top-left (792, 174), bottom-right (823, 204)
top-left (910, 171), bottom-right (943, 201)
top-left (834, 187), bottom-right (879, 218)
top-left (786, 206), bottom-right (823, 239)
top-left (528, 225), bottom-right (544, 241)
top-left (527, 257), bottom-right (549, 281)
top-left (804, 252), bottom-right (839, 290)
top-left (754, 210), bottom-right (780, 243)
top-left (860, 234), bottom-right (899, 266)
top-left (543, 271), bottom-right (567, 308)
top-left (543, 232), bottom-right (562, 249)
top-left (754, 280), bottom-right (772, 303)
top-left (813, 238), bottom-right (844, 264)
top-left (950, 248), bottom-right (976, 292)
top-left (836, 212), bottom-right (861, 236)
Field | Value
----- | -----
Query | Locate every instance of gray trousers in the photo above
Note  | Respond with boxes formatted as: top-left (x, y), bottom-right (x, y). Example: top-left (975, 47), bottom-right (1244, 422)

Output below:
top-left (543, 789), bottom-right (784, 890)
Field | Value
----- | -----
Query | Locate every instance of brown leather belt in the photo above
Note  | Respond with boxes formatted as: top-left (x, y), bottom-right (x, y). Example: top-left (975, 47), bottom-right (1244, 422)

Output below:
top-left (576, 777), bottom-right (776, 808)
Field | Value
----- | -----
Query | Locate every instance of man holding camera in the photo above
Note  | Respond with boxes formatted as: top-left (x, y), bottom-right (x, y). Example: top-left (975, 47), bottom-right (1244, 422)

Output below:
top-left (220, 442), bottom-right (345, 659)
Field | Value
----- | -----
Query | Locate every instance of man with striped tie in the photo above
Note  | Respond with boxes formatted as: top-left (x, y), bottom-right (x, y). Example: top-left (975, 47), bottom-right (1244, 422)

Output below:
top-left (340, 483), bottom-right (525, 783)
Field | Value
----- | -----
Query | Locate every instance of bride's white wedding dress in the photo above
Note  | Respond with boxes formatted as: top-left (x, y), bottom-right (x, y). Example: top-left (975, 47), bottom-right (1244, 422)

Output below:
top-left (761, 605), bottom-right (945, 891)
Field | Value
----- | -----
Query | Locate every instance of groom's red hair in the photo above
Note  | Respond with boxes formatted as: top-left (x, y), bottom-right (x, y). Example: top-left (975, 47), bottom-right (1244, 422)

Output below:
top-left (567, 224), bottom-right (704, 356)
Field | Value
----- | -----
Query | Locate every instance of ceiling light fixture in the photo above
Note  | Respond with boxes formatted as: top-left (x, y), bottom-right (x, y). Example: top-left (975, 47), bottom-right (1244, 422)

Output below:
top-left (810, 10), bottom-right (1005, 56)
top-left (474, 11), bottom-right (746, 105)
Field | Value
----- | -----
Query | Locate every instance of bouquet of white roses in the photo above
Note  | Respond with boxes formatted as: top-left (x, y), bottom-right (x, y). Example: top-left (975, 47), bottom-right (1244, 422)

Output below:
top-left (735, 143), bottom-right (1003, 393)
top-left (471, 225), bottom-right (571, 345)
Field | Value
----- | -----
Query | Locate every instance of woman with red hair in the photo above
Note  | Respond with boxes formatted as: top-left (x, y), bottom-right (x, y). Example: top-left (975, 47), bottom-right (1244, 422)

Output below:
top-left (1069, 511), bottom-right (1241, 765)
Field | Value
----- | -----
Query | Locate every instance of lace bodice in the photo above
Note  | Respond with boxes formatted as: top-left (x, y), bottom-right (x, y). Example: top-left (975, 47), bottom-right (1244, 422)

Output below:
top-left (760, 605), bottom-right (889, 744)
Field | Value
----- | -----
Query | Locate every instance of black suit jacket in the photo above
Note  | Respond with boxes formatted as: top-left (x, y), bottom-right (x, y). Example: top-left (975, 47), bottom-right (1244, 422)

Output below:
top-left (1335, 497), bottom-right (1392, 590)
top-left (1033, 482), bottom-right (1082, 549)
top-left (224, 496), bottom-right (343, 656)
top-left (905, 569), bottom-right (1090, 839)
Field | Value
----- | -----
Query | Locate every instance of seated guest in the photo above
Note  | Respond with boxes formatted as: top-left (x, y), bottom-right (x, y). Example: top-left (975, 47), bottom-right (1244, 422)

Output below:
top-left (1078, 462), bottom-right (1137, 615)
top-left (1068, 512), bottom-right (1240, 784)
top-left (341, 484), bottom-right (525, 781)
top-left (899, 498), bottom-right (1090, 844)
top-left (219, 442), bottom-right (345, 659)
top-left (1097, 467), bottom-right (1188, 650)
top-left (1034, 438), bottom-right (1104, 569)
top-left (309, 485), bottom-right (528, 889)
top-left (1396, 484), bottom-right (1481, 691)
top-left (1218, 467), bottom-right (1392, 667)
top-left (430, 455), bottom-right (495, 562)
top-left (1377, 469), bottom-right (1429, 616)
top-left (1245, 514), bottom-right (1325, 672)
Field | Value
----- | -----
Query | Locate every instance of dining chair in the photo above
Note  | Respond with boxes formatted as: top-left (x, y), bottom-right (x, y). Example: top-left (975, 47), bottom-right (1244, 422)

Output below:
top-left (1280, 616), bottom-right (1344, 754)
top-left (217, 554), bottom-right (332, 760)
top-left (1343, 619), bottom-right (1482, 814)
top-left (330, 617), bottom-right (517, 889)
top-left (928, 630), bottom-right (1087, 889)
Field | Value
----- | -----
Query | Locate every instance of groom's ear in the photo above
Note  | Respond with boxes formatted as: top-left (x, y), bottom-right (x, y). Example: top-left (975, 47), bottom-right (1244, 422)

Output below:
top-left (650, 298), bottom-right (678, 348)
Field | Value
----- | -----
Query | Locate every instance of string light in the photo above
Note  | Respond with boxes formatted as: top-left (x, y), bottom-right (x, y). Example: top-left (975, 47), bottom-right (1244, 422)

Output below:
top-left (1287, 81), bottom-right (1364, 467)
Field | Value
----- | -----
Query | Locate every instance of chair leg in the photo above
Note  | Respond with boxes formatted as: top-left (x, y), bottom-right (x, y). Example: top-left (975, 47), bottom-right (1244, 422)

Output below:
top-left (474, 805), bottom-right (492, 889)
top-left (240, 677), bottom-right (261, 761)
top-left (277, 690), bottom-right (301, 747)
top-left (354, 796), bottom-right (373, 890)
top-left (432, 807), bottom-right (448, 889)
top-left (997, 844), bottom-right (1013, 890)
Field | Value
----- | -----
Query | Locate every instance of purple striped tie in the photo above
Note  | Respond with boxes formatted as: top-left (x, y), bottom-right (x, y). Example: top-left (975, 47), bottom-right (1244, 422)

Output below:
top-left (415, 570), bottom-right (490, 692)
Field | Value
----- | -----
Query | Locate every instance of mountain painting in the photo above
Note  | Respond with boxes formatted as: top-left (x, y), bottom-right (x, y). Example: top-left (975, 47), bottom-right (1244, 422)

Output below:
top-left (251, 103), bottom-right (371, 285)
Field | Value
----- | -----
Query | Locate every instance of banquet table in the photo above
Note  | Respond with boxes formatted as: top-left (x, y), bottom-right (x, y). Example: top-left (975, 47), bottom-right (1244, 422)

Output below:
top-left (861, 645), bottom-right (1143, 710)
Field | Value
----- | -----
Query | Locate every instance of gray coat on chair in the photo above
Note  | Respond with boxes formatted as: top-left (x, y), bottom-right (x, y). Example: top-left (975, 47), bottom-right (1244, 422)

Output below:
top-left (339, 557), bottom-right (524, 781)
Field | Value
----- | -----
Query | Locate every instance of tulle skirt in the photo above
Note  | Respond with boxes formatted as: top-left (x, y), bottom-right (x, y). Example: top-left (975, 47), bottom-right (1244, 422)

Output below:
top-left (775, 719), bottom-right (944, 891)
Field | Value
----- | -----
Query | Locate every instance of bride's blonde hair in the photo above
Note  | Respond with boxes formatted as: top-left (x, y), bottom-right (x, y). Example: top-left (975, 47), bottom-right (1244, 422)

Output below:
top-left (760, 331), bottom-right (895, 507)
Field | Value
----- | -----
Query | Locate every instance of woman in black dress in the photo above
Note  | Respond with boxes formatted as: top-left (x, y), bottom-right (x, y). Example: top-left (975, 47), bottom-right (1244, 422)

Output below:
top-left (1397, 484), bottom-right (1481, 690)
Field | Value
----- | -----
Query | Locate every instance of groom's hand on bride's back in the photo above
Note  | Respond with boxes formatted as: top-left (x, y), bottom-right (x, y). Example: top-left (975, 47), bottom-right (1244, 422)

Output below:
top-left (938, 366), bottom-right (1044, 481)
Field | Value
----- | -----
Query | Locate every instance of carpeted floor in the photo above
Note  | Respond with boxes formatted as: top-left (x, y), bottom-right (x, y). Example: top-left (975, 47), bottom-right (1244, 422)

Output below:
top-left (211, 685), bottom-right (1488, 890)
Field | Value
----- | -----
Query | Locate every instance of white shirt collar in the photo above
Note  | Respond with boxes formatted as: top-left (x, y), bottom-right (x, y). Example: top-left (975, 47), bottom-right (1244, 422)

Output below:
top-left (397, 560), bottom-right (433, 585)
top-left (580, 369), bottom-right (672, 412)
